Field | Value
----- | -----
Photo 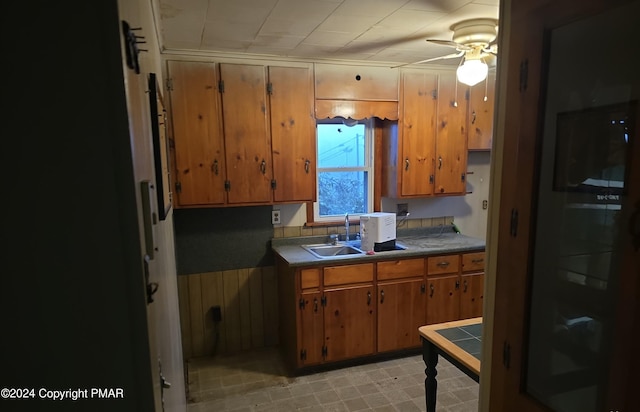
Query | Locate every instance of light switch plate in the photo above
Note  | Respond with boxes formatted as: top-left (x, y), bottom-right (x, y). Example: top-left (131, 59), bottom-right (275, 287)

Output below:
top-left (271, 210), bottom-right (281, 225)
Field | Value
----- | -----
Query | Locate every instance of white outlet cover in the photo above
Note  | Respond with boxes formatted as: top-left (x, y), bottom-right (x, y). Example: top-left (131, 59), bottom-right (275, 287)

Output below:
top-left (272, 210), bottom-right (280, 224)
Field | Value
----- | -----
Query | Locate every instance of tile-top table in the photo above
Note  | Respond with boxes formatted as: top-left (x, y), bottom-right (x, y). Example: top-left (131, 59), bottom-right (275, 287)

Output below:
top-left (418, 317), bottom-right (482, 412)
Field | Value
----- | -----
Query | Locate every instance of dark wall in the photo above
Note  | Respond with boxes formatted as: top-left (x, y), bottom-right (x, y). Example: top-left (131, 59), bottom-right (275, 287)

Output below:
top-left (174, 206), bottom-right (275, 275)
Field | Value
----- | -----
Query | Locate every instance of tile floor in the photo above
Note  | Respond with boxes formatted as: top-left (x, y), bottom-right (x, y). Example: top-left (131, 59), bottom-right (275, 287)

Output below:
top-left (186, 347), bottom-right (478, 412)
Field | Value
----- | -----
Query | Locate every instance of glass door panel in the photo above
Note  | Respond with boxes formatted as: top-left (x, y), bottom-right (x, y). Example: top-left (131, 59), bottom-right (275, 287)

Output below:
top-left (525, 2), bottom-right (639, 411)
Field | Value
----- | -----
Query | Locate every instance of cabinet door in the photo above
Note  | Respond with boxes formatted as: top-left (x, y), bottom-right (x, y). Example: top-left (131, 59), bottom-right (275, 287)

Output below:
top-left (399, 71), bottom-right (438, 196)
top-left (377, 279), bottom-right (426, 352)
top-left (167, 60), bottom-right (226, 206)
top-left (324, 285), bottom-right (375, 362)
top-left (490, 1), bottom-right (640, 411)
top-left (299, 291), bottom-right (323, 366)
top-left (435, 73), bottom-right (468, 195)
top-left (315, 64), bottom-right (399, 101)
top-left (219, 64), bottom-right (272, 204)
top-left (460, 273), bottom-right (484, 319)
top-left (467, 73), bottom-right (495, 151)
top-left (426, 275), bottom-right (460, 324)
top-left (269, 66), bottom-right (316, 202)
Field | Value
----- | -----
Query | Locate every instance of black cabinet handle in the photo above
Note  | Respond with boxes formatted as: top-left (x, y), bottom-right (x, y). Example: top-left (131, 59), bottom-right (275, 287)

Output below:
top-left (429, 284), bottom-right (434, 298)
top-left (405, 158), bottom-right (410, 171)
top-left (463, 279), bottom-right (468, 293)
top-left (260, 159), bottom-right (267, 175)
top-left (304, 159), bottom-right (311, 174)
top-left (367, 291), bottom-right (371, 306)
top-left (380, 290), bottom-right (385, 304)
top-left (314, 297), bottom-right (318, 313)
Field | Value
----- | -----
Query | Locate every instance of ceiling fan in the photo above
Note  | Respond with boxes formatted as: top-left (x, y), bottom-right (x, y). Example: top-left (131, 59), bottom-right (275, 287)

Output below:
top-left (394, 18), bottom-right (498, 87)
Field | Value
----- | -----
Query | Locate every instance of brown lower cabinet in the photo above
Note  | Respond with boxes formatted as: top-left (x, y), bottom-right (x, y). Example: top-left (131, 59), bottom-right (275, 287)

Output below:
top-left (277, 250), bottom-right (485, 372)
top-left (377, 258), bottom-right (426, 353)
top-left (426, 253), bottom-right (485, 325)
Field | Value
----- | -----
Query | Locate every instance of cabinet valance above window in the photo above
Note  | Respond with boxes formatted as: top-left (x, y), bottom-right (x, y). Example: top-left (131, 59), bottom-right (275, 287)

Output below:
top-left (315, 99), bottom-right (399, 121)
top-left (314, 63), bottom-right (399, 120)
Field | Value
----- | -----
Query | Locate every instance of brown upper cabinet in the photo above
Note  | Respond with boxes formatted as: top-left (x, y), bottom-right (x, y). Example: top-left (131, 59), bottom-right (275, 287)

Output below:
top-left (219, 63), bottom-right (272, 204)
top-left (467, 72), bottom-right (496, 151)
top-left (314, 64), bottom-right (399, 101)
top-left (435, 72), bottom-right (468, 195)
top-left (167, 60), bottom-right (316, 207)
top-left (166, 60), bottom-right (227, 206)
top-left (314, 64), bottom-right (399, 121)
top-left (382, 70), bottom-right (468, 198)
top-left (268, 66), bottom-right (316, 203)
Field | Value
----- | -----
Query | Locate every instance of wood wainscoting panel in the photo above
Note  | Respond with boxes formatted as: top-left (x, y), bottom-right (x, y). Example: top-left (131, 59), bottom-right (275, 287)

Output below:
top-left (188, 274), bottom-right (205, 356)
top-left (262, 266), bottom-right (279, 347)
top-left (249, 267), bottom-right (265, 348)
top-left (200, 271), bottom-right (225, 354)
top-left (177, 266), bottom-right (279, 359)
top-left (177, 275), bottom-right (192, 359)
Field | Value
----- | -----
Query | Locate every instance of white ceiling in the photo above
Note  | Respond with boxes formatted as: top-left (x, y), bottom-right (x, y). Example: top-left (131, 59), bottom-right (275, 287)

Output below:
top-left (157, 0), bottom-right (500, 66)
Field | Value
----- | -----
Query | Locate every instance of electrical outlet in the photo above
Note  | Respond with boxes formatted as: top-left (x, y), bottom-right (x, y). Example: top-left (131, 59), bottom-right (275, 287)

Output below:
top-left (397, 203), bottom-right (409, 216)
top-left (271, 210), bottom-right (281, 225)
top-left (482, 200), bottom-right (488, 210)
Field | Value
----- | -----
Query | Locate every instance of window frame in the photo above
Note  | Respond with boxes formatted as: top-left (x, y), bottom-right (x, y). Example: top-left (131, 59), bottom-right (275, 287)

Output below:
top-left (311, 118), bottom-right (375, 223)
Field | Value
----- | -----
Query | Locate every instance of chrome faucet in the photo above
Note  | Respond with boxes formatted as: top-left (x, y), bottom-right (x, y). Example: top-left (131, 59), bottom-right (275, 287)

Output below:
top-left (344, 212), bottom-right (349, 242)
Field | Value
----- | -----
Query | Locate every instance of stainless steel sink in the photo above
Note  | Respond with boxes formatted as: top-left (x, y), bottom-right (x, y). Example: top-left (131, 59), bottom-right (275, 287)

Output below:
top-left (301, 243), bottom-right (364, 258)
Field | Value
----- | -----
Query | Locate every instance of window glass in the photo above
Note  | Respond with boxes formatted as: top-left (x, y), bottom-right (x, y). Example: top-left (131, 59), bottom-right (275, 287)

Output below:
top-left (314, 120), bottom-right (373, 221)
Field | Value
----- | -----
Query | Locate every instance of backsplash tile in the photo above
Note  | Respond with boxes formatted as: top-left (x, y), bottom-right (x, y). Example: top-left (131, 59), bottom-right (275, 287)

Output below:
top-left (274, 216), bottom-right (454, 238)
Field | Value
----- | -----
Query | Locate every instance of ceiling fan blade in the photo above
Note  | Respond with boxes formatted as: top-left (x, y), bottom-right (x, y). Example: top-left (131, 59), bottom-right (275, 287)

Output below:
top-left (426, 39), bottom-right (472, 50)
top-left (391, 51), bottom-right (465, 68)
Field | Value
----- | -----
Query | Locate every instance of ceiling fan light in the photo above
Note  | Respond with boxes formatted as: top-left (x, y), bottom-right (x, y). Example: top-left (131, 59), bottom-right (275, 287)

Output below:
top-left (456, 59), bottom-right (488, 86)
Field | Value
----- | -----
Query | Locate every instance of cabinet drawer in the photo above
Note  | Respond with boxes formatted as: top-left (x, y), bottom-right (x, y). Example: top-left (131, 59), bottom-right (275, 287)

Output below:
top-left (377, 258), bottom-right (425, 281)
top-left (427, 255), bottom-right (460, 275)
top-left (300, 268), bottom-right (320, 290)
top-left (462, 252), bottom-right (485, 272)
top-left (324, 263), bottom-right (374, 287)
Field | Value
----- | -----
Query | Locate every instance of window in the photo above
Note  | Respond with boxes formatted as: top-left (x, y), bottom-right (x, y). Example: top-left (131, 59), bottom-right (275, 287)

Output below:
top-left (313, 118), bottom-right (374, 222)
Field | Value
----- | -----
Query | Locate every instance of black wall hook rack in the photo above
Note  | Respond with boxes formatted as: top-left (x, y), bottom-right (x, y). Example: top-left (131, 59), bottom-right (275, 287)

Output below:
top-left (121, 20), bottom-right (146, 74)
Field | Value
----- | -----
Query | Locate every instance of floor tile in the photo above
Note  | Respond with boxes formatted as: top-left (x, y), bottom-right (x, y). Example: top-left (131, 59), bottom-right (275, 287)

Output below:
top-left (186, 347), bottom-right (478, 412)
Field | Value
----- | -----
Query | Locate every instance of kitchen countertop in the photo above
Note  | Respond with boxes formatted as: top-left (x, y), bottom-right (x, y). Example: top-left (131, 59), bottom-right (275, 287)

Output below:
top-left (271, 225), bottom-right (486, 267)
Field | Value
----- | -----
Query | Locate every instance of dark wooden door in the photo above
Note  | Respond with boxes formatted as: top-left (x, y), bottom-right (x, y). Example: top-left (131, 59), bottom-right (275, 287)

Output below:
top-left (219, 63), bottom-right (272, 204)
top-left (435, 72), bottom-right (467, 195)
top-left (467, 73), bottom-right (495, 151)
top-left (168, 60), bottom-right (227, 206)
top-left (460, 273), bottom-right (484, 320)
top-left (490, 1), bottom-right (640, 411)
top-left (269, 66), bottom-right (316, 203)
top-left (426, 275), bottom-right (460, 325)
top-left (377, 279), bottom-right (426, 352)
top-left (299, 290), bottom-right (323, 366)
top-left (400, 71), bottom-right (437, 196)
top-left (323, 285), bottom-right (375, 362)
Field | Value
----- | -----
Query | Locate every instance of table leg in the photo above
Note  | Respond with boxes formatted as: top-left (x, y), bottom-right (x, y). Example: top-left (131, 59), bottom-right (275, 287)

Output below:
top-left (422, 337), bottom-right (439, 412)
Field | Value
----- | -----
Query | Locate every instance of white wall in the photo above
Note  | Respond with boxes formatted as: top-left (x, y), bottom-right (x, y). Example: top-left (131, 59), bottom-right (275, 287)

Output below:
top-left (118, 0), bottom-right (187, 410)
top-left (275, 151), bottom-right (491, 239)
top-left (382, 151), bottom-right (492, 239)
